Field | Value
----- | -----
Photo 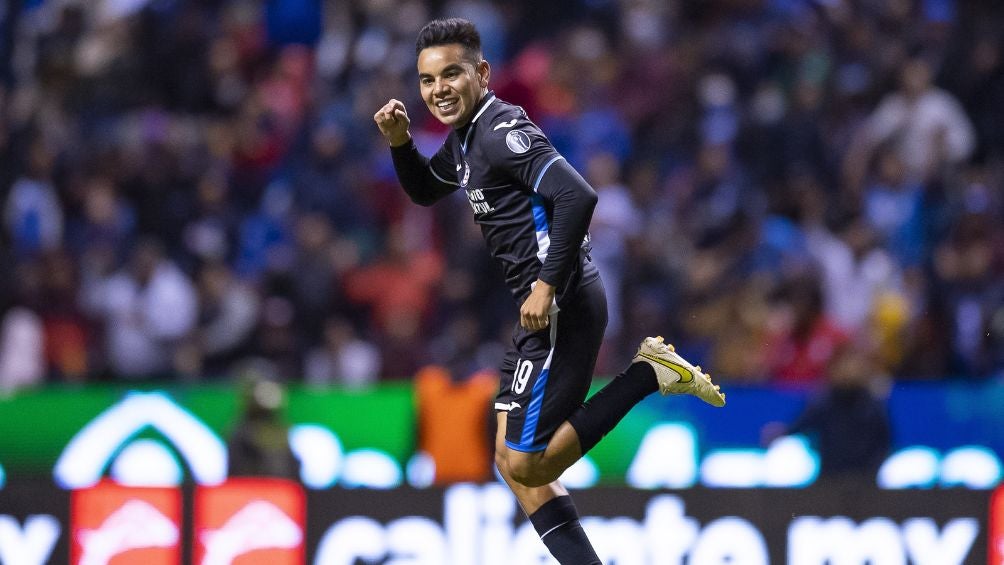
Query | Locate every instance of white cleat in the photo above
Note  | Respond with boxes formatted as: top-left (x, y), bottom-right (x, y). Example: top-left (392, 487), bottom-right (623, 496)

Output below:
top-left (633, 336), bottom-right (726, 407)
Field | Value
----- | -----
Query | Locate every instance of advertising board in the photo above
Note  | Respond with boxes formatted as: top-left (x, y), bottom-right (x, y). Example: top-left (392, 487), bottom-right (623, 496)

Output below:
top-left (193, 478), bottom-right (305, 565)
top-left (990, 484), bottom-right (1004, 565)
top-left (0, 382), bottom-right (1000, 490)
top-left (0, 481), bottom-right (990, 564)
top-left (70, 482), bottom-right (181, 565)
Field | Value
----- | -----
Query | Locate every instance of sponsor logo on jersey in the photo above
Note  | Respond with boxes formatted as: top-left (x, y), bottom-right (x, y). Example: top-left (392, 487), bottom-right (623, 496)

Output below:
top-left (71, 482), bottom-right (182, 565)
top-left (465, 188), bottom-right (495, 215)
top-left (505, 130), bottom-right (531, 154)
top-left (194, 478), bottom-right (305, 565)
top-left (493, 118), bottom-right (518, 131)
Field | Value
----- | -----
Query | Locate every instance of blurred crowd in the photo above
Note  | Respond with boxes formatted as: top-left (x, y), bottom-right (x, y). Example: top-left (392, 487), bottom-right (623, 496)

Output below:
top-left (1, 0), bottom-right (1002, 391)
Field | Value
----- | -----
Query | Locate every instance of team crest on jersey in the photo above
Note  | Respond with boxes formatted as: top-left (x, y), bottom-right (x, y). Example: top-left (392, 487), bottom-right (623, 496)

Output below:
top-left (460, 160), bottom-right (471, 187)
top-left (506, 130), bottom-right (532, 154)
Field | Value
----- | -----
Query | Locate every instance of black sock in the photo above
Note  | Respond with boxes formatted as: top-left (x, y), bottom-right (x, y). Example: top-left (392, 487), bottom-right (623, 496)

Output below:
top-left (568, 362), bottom-right (659, 454)
top-left (528, 496), bottom-right (602, 565)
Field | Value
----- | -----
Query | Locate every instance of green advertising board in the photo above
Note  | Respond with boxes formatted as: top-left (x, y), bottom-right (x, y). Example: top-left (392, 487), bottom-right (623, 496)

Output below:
top-left (0, 384), bottom-right (416, 480)
top-left (0, 381), bottom-right (1001, 490)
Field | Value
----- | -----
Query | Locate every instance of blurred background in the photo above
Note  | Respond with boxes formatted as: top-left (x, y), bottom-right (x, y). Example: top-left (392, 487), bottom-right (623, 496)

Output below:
top-left (0, 0), bottom-right (1003, 563)
top-left (1, 0), bottom-right (1002, 388)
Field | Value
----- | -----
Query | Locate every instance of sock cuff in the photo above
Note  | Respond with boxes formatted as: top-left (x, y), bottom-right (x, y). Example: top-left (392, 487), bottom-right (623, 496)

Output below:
top-left (528, 495), bottom-right (579, 538)
top-left (626, 359), bottom-right (659, 391)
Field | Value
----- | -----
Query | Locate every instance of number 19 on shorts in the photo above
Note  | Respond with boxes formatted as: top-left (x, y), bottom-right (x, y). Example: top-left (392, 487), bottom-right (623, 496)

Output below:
top-left (511, 359), bottom-right (533, 394)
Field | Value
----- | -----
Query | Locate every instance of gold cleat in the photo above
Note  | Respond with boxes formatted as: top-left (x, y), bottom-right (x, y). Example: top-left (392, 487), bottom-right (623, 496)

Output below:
top-left (633, 336), bottom-right (726, 407)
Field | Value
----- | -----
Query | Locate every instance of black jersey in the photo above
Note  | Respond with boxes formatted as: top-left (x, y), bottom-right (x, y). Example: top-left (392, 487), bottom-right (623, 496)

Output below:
top-left (391, 92), bottom-right (599, 306)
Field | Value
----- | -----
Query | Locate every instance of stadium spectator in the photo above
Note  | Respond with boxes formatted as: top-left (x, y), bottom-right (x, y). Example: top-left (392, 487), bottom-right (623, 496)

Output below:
top-left (343, 224), bottom-right (444, 377)
top-left (764, 274), bottom-right (850, 385)
top-left (807, 214), bottom-right (904, 334)
top-left (843, 54), bottom-right (976, 190)
top-left (38, 250), bottom-right (91, 382)
top-left (0, 267), bottom-right (46, 392)
top-left (779, 345), bottom-right (893, 480)
top-left (861, 149), bottom-right (927, 269)
top-left (4, 139), bottom-right (63, 258)
top-left (585, 151), bottom-right (642, 361)
top-left (227, 364), bottom-right (299, 479)
top-left (80, 237), bottom-right (198, 379)
top-left (193, 260), bottom-right (261, 378)
top-left (928, 183), bottom-right (1004, 378)
top-left (304, 317), bottom-right (381, 388)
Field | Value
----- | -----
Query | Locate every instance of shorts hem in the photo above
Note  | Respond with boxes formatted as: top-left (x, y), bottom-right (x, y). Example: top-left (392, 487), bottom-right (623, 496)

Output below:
top-left (504, 440), bottom-right (548, 453)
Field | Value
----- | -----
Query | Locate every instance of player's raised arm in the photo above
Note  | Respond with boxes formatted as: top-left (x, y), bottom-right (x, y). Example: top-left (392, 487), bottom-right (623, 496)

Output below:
top-left (374, 98), bottom-right (458, 206)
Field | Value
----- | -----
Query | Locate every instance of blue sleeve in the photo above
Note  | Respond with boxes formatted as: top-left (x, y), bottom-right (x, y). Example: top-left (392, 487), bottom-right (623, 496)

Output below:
top-left (530, 159), bottom-right (597, 288)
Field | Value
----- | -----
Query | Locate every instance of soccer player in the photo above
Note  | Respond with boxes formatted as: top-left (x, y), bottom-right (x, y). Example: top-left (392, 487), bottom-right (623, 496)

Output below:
top-left (374, 18), bottom-right (726, 564)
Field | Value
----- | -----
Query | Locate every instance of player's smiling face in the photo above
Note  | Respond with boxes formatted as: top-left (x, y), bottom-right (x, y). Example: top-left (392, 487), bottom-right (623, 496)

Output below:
top-left (417, 44), bottom-right (490, 129)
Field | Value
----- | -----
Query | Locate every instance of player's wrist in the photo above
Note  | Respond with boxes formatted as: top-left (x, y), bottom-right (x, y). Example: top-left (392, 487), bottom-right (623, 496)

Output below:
top-left (388, 132), bottom-right (412, 148)
top-left (534, 279), bottom-right (556, 295)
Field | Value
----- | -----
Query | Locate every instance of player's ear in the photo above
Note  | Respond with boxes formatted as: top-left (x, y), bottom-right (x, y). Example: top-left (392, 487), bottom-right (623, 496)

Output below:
top-left (477, 59), bottom-right (491, 88)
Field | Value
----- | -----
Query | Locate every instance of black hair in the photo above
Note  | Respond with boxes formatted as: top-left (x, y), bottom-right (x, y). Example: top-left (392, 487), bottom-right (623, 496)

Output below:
top-left (415, 18), bottom-right (482, 61)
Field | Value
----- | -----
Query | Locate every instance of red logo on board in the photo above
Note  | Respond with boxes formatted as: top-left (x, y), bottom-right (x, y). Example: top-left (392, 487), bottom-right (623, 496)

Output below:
top-left (193, 478), bottom-right (305, 565)
top-left (991, 485), bottom-right (1004, 565)
top-left (70, 481), bottom-right (181, 565)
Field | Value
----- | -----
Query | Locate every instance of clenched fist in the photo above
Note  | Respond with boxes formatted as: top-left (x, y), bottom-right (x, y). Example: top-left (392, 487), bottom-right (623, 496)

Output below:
top-left (374, 99), bottom-right (412, 147)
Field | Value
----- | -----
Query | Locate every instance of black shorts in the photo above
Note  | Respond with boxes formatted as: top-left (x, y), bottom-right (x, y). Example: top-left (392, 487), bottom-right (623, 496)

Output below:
top-left (495, 277), bottom-right (608, 452)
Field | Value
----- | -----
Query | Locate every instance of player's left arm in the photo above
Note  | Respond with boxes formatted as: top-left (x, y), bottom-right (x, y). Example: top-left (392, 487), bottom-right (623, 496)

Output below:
top-left (531, 159), bottom-right (596, 288)
top-left (486, 118), bottom-right (597, 330)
